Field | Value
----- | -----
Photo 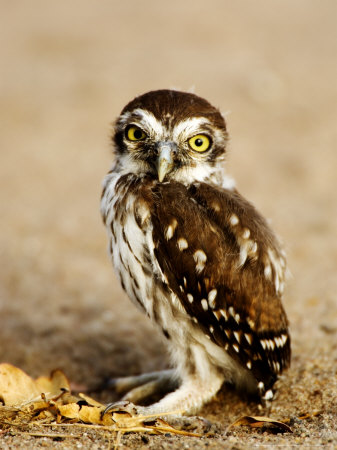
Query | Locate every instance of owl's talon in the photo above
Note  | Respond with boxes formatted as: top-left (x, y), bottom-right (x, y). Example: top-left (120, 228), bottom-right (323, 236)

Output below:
top-left (103, 400), bottom-right (138, 417)
top-left (104, 369), bottom-right (178, 404)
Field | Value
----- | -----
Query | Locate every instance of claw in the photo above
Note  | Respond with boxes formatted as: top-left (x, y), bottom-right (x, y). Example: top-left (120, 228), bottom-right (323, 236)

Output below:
top-left (103, 369), bottom-right (176, 395)
top-left (102, 400), bottom-right (138, 417)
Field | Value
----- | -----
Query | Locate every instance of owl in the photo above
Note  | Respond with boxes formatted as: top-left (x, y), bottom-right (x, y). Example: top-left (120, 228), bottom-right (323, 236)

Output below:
top-left (101, 90), bottom-right (290, 416)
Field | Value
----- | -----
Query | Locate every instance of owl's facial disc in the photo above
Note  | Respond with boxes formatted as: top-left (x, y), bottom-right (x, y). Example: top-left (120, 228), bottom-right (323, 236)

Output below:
top-left (115, 98), bottom-right (228, 184)
top-left (156, 142), bottom-right (176, 182)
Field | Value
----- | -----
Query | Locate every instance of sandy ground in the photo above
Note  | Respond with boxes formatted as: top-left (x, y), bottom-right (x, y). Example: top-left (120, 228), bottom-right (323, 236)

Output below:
top-left (0, 1), bottom-right (336, 448)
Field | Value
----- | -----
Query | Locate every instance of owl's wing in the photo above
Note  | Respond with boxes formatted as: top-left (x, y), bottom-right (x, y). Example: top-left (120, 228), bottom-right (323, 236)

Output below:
top-left (150, 181), bottom-right (290, 390)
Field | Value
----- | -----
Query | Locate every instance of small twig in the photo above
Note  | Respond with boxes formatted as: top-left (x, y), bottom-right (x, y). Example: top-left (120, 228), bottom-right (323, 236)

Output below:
top-left (13, 431), bottom-right (81, 439)
top-left (33, 422), bottom-right (118, 431)
top-left (146, 426), bottom-right (202, 437)
top-left (31, 421), bottom-right (202, 437)
top-left (114, 431), bottom-right (123, 450)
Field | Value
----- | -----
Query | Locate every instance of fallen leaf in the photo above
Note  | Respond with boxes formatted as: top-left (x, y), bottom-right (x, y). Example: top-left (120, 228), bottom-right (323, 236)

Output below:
top-left (0, 363), bottom-right (204, 441)
top-left (0, 363), bottom-right (72, 407)
top-left (58, 402), bottom-right (81, 419)
top-left (79, 405), bottom-right (113, 425)
top-left (0, 363), bottom-right (41, 406)
top-left (35, 369), bottom-right (70, 397)
top-left (79, 405), bottom-right (104, 424)
top-left (78, 392), bottom-right (105, 408)
top-left (58, 403), bottom-right (112, 425)
top-left (22, 400), bottom-right (50, 413)
top-left (110, 411), bottom-right (147, 428)
top-left (229, 415), bottom-right (292, 433)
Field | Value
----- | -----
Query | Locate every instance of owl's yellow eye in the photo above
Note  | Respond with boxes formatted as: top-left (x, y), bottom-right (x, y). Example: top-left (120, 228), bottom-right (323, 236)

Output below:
top-left (188, 134), bottom-right (211, 152)
top-left (126, 125), bottom-right (147, 141)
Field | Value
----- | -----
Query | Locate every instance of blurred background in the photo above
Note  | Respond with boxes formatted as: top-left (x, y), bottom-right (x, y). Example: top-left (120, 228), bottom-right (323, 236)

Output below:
top-left (0, 0), bottom-right (336, 391)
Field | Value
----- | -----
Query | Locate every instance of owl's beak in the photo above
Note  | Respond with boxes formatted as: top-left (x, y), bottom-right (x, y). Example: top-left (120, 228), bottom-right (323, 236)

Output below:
top-left (156, 142), bottom-right (175, 182)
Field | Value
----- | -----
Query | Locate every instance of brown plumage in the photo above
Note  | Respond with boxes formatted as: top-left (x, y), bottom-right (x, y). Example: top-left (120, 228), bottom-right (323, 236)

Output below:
top-left (101, 90), bottom-right (290, 415)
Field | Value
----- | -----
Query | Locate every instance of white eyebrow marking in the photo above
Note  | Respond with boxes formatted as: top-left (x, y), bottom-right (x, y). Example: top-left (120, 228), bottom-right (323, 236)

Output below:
top-left (121, 108), bottom-right (165, 137)
top-left (172, 117), bottom-right (211, 142)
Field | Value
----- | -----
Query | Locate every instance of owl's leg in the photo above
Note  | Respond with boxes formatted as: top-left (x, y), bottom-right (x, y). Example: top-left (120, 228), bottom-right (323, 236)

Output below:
top-left (137, 372), bottom-right (224, 415)
top-left (104, 339), bottom-right (226, 417)
top-left (104, 372), bottom-right (224, 418)
top-left (106, 369), bottom-right (178, 404)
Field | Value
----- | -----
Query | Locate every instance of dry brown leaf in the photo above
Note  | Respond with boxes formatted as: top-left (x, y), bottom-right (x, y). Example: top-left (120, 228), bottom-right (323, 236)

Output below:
top-left (0, 363), bottom-right (71, 407)
top-left (79, 405), bottom-right (107, 425)
top-left (52, 391), bottom-right (82, 405)
top-left (57, 403), bottom-right (114, 426)
top-left (57, 403), bottom-right (81, 420)
top-left (0, 363), bottom-right (42, 406)
top-left (0, 405), bottom-right (19, 421)
top-left (0, 363), bottom-right (203, 440)
top-left (78, 392), bottom-right (105, 408)
top-left (21, 400), bottom-right (50, 413)
top-left (35, 369), bottom-right (70, 396)
top-left (229, 415), bottom-right (292, 433)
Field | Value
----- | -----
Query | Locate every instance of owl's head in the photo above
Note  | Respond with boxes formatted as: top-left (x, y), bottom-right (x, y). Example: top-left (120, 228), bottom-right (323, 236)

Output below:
top-left (113, 90), bottom-right (228, 184)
